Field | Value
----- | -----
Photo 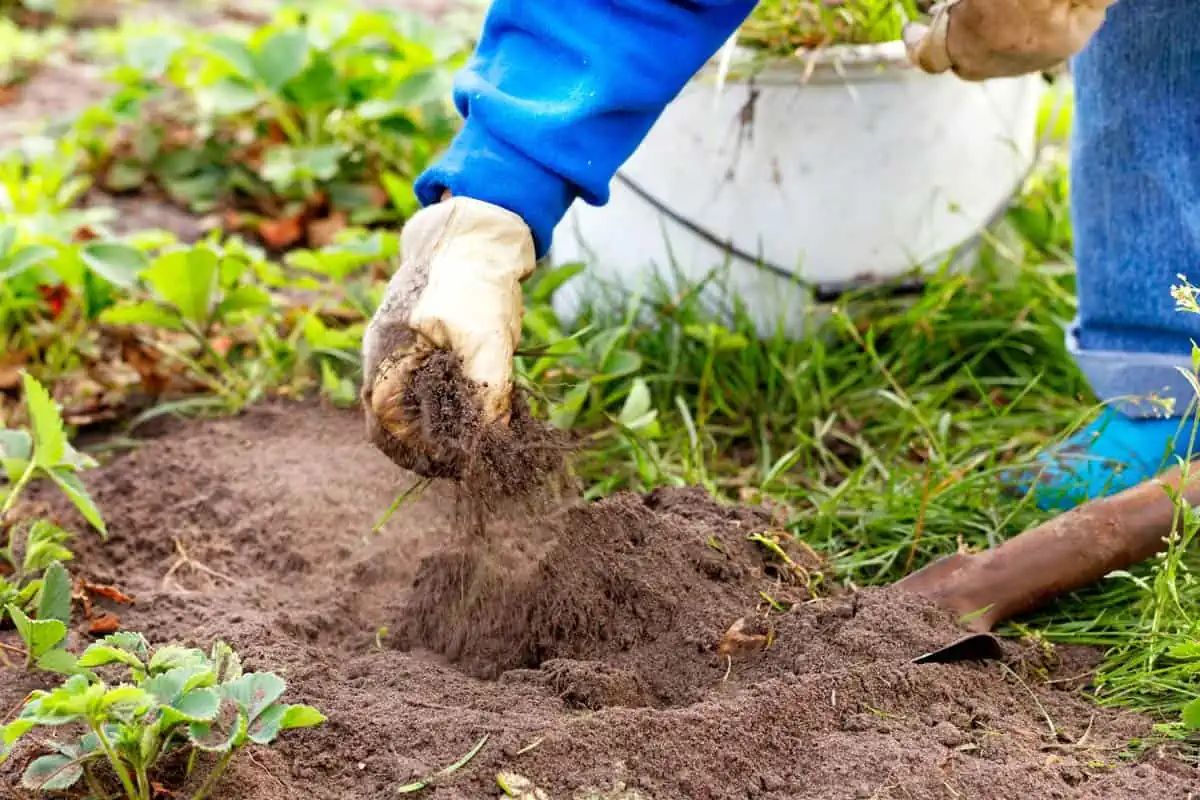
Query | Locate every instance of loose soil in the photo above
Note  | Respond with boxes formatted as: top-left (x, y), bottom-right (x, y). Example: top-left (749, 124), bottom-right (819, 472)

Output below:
top-left (1, 404), bottom-right (1196, 799)
top-left (396, 350), bottom-right (571, 510)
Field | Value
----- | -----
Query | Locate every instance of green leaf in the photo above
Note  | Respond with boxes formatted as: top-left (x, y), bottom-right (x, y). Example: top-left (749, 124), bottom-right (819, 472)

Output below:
top-left (1, 719), bottom-right (34, 758)
top-left (297, 145), bottom-right (342, 181)
top-left (245, 702), bottom-right (325, 745)
top-left (207, 36), bottom-right (258, 81)
top-left (143, 247), bottom-right (219, 326)
top-left (246, 705), bottom-right (321, 748)
top-left (37, 562), bottom-right (72, 625)
top-left (550, 381), bottom-right (591, 430)
top-left (143, 667), bottom-right (191, 705)
top-left (73, 645), bottom-right (133, 667)
top-left (48, 469), bottom-right (107, 537)
top-left (0, 428), bottom-right (32, 463)
top-left (529, 262), bottom-right (585, 304)
top-left (245, 702), bottom-right (285, 745)
top-left (149, 645), bottom-right (208, 674)
top-left (1167, 641), bottom-right (1200, 660)
top-left (286, 55), bottom-right (343, 109)
top-left (105, 631), bottom-right (152, 659)
top-left (618, 378), bottom-right (653, 427)
top-left (380, 171), bottom-right (417, 217)
top-left (105, 161), bottom-right (150, 193)
top-left (24, 529), bottom-right (74, 573)
top-left (0, 244), bottom-right (56, 281)
top-left (25, 674), bottom-right (100, 721)
top-left (36, 648), bottom-right (82, 676)
top-left (166, 688), bottom-right (221, 724)
top-left (280, 703), bottom-right (325, 730)
top-left (99, 300), bottom-right (185, 331)
top-left (1183, 697), bottom-right (1200, 730)
top-left (22, 372), bottom-right (66, 467)
top-left (390, 69), bottom-right (449, 107)
top-left (77, 643), bottom-right (145, 672)
top-left (596, 350), bottom-right (642, 383)
top-left (101, 686), bottom-right (152, 716)
top-left (224, 672), bottom-right (286, 722)
top-left (7, 603), bottom-right (66, 658)
top-left (80, 242), bottom-right (149, 289)
top-left (188, 697), bottom-right (243, 753)
top-left (125, 34), bottom-right (182, 78)
top-left (21, 753), bottom-right (82, 791)
top-left (254, 30), bottom-right (309, 90)
top-left (214, 285), bottom-right (271, 319)
top-left (197, 78), bottom-right (261, 115)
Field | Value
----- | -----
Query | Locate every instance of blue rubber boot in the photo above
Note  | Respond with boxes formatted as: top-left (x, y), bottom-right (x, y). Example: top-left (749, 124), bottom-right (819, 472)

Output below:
top-left (1023, 409), bottom-right (1197, 511)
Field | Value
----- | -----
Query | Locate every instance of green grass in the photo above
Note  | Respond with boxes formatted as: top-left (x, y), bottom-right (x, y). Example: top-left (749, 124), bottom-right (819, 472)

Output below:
top-left (738, 0), bottom-right (920, 55)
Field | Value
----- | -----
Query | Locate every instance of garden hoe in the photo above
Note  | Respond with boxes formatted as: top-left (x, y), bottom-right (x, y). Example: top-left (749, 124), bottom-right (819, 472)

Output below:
top-left (900, 462), bottom-right (1200, 665)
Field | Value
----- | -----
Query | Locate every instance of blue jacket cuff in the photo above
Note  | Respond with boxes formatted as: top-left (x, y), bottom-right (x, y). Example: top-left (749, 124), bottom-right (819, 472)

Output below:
top-left (414, 121), bottom-right (575, 260)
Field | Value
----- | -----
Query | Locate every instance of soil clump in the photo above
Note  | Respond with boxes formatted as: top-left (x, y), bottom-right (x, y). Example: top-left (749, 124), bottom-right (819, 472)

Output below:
top-left (401, 351), bottom-right (571, 504)
top-left (1, 403), bottom-right (1195, 799)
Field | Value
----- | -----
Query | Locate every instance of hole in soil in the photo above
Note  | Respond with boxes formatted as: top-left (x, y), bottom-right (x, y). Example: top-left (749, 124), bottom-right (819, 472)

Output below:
top-left (396, 486), bottom-right (826, 708)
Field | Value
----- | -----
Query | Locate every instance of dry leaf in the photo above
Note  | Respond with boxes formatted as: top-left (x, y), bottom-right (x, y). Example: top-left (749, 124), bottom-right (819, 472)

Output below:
top-left (0, 84), bottom-right (21, 107)
top-left (258, 215), bottom-right (304, 249)
top-left (717, 617), bottom-right (770, 658)
top-left (72, 225), bottom-right (101, 243)
top-left (82, 581), bottom-right (136, 605)
top-left (88, 613), bottom-right (121, 635)
top-left (306, 212), bottom-right (347, 249)
top-left (210, 334), bottom-right (234, 358)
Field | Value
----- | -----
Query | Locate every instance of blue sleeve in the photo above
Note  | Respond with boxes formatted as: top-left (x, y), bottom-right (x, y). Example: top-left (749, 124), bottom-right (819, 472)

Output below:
top-left (413, 0), bottom-right (757, 257)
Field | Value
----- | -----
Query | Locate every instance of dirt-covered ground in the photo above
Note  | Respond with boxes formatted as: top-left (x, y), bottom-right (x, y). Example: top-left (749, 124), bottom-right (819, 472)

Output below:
top-left (2, 403), bottom-right (1196, 799)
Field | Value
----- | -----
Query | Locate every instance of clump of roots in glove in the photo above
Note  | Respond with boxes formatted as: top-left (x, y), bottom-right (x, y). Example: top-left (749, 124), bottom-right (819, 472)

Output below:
top-left (402, 350), bottom-right (574, 522)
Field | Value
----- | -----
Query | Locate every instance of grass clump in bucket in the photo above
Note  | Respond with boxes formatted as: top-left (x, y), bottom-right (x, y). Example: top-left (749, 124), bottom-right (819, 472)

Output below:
top-left (738, 0), bottom-right (920, 56)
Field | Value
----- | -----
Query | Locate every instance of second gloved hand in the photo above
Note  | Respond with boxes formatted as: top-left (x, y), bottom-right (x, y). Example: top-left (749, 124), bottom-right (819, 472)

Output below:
top-left (903, 0), bottom-right (1116, 81)
top-left (361, 196), bottom-right (536, 476)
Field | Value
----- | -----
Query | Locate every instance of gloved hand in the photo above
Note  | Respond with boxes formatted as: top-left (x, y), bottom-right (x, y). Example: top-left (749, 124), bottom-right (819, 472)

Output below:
top-left (902, 0), bottom-right (1116, 81)
top-left (361, 196), bottom-right (536, 476)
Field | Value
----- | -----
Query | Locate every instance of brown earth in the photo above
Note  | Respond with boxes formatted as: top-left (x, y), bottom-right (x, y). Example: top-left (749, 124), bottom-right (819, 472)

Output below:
top-left (1, 403), bottom-right (1197, 799)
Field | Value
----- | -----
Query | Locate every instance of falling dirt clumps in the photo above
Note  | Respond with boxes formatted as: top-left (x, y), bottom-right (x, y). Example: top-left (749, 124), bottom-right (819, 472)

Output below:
top-left (2, 405), bottom-right (1196, 800)
top-left (399, 350), bottom-right (573, 514)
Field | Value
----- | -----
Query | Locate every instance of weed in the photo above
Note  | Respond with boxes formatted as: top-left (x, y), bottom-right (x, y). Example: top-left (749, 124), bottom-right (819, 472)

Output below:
top-left (0, 635), bottom-right (325, 799)
top-left (739, 0), bottom-right (920, 55)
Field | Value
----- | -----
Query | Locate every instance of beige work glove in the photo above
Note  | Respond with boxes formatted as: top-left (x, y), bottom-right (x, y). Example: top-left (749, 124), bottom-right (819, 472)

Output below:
top-left (903, 0), bottom-right (1116, 81)
top-left (361, 196), bottom-right (536, 476)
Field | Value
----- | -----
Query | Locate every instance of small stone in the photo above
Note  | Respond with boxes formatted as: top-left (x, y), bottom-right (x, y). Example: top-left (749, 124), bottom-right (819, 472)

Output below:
top-left (933, 721), bottom-right (969, 748)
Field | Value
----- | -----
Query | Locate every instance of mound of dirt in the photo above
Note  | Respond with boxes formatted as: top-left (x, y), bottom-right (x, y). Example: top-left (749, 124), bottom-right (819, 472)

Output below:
top-left (400, 486), bottom-right (822, 695)
top-left (1, 404), bottom-right (1195, 800)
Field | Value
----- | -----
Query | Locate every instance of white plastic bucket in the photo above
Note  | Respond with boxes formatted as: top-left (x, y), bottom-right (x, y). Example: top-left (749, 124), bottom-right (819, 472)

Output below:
top-left (550, 40), bottom-right (1045, 337)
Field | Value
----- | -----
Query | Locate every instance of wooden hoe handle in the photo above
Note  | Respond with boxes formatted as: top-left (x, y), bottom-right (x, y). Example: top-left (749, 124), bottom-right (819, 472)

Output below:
top-left (895, 462), bottom-right (1200, 632)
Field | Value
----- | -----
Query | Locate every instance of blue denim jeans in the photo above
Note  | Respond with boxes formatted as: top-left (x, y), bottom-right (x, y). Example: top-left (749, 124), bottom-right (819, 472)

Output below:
top-left (1069, 0), bottom-right (1200, 417)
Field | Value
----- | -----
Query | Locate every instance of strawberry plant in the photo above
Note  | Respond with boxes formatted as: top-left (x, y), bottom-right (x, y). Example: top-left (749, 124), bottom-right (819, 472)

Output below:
top-left (0, 20), bottom-right (65, 90)
top-left (0, 635), bottom-right (326, 799)
top-left (1, 372), bottom-right (106, 534)
top-left (1, 373), bottom-right (106, 670)
top-left (79, 7), bottom-right (468, 248)
top-left (1, 537), bottom-right (72, 669)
